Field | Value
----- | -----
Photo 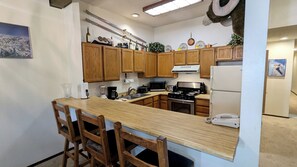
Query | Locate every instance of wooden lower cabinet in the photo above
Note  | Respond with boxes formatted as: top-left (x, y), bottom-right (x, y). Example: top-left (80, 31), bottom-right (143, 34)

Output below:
top-left (132, 100), bottom-right (143, 105)
top-left (160, 95), bottom-right (168, 110)
top-left (131, 95), bottom-right (164, 109)
top-left (195, 98), bottom-right (210, 117)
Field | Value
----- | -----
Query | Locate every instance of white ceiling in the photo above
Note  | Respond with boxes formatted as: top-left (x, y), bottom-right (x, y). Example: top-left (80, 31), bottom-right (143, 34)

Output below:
top-left (81, 0), bottom-right (212, 27)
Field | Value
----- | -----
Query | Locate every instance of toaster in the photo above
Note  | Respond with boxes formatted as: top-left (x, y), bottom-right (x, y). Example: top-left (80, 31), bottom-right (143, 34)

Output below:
top-left (137, 85), bottom-right (148, 93)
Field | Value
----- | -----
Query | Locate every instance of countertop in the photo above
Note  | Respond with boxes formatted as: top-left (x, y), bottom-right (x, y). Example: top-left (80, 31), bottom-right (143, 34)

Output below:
top-left (55, 96), bottom-right (238, 161)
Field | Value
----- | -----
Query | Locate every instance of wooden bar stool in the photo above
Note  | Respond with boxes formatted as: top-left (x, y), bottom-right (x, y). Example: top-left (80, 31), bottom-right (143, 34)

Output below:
top-left (114, 122), bottom-right (194, 167)
top-left (52, 101), bottom-right (94, 167)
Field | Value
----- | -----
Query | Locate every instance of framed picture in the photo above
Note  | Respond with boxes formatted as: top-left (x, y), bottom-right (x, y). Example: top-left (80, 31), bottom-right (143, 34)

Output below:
top-left (268, 59), bottom-right (286, 77)
top-left (0, 22), bottom-right (32, 58)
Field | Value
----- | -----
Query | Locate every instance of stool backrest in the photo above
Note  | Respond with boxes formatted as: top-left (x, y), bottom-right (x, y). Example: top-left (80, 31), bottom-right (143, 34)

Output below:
top-left (76, 109), bottom-right (111, 165)
top-left (51, 101), bottom-right (76, 141)
top-left (114, 122), bottom-right (169, 167)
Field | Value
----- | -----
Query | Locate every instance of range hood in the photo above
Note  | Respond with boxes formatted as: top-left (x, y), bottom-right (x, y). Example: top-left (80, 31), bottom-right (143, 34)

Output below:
top-left (171, 65), bottom-right (200, 73)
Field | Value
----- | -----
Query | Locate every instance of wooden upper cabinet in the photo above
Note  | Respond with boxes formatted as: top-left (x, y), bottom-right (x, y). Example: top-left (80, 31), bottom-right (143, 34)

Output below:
top-left (157, 52), bottom-right (175, 78)
top-left (103, 46), bottom-right (121, 81)
top-left (216, 46), bottom-right (233, 61)
top-left (82, 42), bottom-right (103, 82)
top-left (233, 45), bottom-right (243, 60)
top-left (186, 49), bottom-right (200, 65)
top-left (121, 49), bottom-right (134, 73)
top-left (134, 50), bottom-right (145, 72)
top-left (174, 51), bottom-right (186, 65)
top-left (200, 48), bottom-right (215, 79)
top-left (144, 52), bottom-right (157, 78)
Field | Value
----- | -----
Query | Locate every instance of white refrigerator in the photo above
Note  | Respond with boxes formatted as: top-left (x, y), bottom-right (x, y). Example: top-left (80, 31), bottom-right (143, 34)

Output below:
top-left (210, 66), bottom-right (242, 117)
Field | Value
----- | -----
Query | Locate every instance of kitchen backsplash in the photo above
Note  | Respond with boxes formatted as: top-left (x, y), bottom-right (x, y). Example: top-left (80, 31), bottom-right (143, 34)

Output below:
top-left (88, 73), bottom-right (211, 96)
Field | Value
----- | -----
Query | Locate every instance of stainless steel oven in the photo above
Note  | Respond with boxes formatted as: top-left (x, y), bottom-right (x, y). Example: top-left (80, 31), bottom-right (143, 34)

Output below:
top-left (168, 98), bottom-right (195, 115)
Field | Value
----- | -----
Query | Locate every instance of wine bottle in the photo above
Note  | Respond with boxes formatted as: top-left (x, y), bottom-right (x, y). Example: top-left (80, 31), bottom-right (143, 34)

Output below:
top-left (86, 27), bottom-right (90, 43)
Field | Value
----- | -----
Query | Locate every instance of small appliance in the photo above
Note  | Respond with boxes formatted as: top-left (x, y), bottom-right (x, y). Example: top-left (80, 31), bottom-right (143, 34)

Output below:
top-left (149, 81), bottom-right (166, 92)
top-left (137, 85), bottom-right (148, 93)
top-left (80, 82), bottom-right (89, 99)
top-left (107, 86), bottom-right (118, 100)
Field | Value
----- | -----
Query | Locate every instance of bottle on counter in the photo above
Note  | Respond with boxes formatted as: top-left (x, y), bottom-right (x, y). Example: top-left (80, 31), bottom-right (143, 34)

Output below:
top-left (86, 27), bottom-right (90, 43)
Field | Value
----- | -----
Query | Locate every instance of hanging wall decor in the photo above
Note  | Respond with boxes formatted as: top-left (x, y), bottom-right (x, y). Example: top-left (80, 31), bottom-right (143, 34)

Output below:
top-left (0, 22), bottom-right (32, 59)
top-left (268, 59), bottom-right (287, 77)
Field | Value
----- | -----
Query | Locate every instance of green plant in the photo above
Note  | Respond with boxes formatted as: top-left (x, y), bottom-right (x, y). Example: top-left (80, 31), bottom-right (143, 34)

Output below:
top-left (148, 42), bottom-right (165, 53)
top-left (227, 34), bottom-right (244, 47)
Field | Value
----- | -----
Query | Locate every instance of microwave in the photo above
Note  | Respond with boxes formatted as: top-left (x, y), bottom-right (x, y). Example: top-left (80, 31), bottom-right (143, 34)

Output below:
top-left (149, 81), bottom-right (166, 92)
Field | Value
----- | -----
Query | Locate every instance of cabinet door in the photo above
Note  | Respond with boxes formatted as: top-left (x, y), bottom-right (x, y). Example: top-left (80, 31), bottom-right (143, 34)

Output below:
top-left (216, 46), bottom-right (233, 61)
top-left (160, 100), bottom-right (168, 110)
top-left (157, 52), bottom-right (175, 77)
top-left (82, 43), bottom-right (103, 82)
top-left (144, 52), bottom-right (157, 78)
top-left (103, 46), bottom-right (121, 81)
top-left (233, 45), bottom-right (243, 60)
top-left (186, 49), bottom-right (200, 65)
top-left (134, 50), bottom-right (145, 72)
top-left (200, 48), bottom-right (215, 78)
top-left (153, 101), bottom-right (160, 108)
top-left (121, 49), bottom-right (134, 73)
top-left (174, 51), bottom-right (186, 65)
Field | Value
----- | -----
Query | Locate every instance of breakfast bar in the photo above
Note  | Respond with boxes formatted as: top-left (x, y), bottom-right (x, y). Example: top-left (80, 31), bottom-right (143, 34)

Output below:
top-left (55, 96), bottom-right (239, 161)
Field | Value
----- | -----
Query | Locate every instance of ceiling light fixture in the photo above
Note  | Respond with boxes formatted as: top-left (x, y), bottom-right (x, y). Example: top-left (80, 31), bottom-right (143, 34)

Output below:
top-left (280, 37), bottom-right (288, 40)
top-left (143, 0), bottom-right (203, 16)
top-left (131, 13), bottom-right (140, 18)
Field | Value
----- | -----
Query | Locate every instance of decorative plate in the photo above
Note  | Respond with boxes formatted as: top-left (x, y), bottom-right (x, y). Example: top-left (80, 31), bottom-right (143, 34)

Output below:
top-left (178, 43), bottom-right (188, 50)
top-left (165, 45), bottom-right (172, 52)
top-left (195, 40), bottom-right (206, 49)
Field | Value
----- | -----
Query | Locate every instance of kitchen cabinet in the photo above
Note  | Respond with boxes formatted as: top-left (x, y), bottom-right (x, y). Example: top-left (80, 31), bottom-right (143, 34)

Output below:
top-left (121, 48), bottom-right (134, 73)
top-left (232, 45), bottom-right (243, 60)
top-left (174, 51), bottom-right (186, 65)
top-left (132, 100), bottom-right (144, 105)
top-left (195, 98), bottom-right (209, 117)
top-left (160, 95), bottom-right (168, 110)
top-left (153, 96), bottom-right (160, 108)
top-left (138, 52), bottom-right (157, 78)
top-left (82, 42), bottom-right (104, 82)
top-left (200, 48), bottom-right (215, 78)
top-left (157, 52), bottom-right (176, 78)
top-left (216, 45), bottom-right (243, 61)
top-left (103, 46), bottom-right (121, 81)
top-left (133, 50), bottom-right (145, 72)
top-left (186, 49), bottom-right (200, 65)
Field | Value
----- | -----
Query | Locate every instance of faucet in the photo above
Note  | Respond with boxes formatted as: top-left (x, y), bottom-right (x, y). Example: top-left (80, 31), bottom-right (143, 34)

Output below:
top-left (127, 87), bottom-right (136, 95)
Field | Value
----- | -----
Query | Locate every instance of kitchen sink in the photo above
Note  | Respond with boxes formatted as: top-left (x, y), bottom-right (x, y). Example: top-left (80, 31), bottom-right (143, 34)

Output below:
top-left (121, 93), bottom-right (150, 100)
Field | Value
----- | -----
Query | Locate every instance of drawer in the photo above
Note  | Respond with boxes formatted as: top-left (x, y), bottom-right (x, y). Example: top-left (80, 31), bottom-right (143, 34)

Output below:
top-left (195, 99), bottom-right (209, 107)
top-left (143, 97), bottom-right (153, 105)
top-left (195, 106), bottom-right (209, 114)
top-left (132, 100), bottom-right (143, 105)
top-left (160, 95), bottom-right (168, 101)
top-left (145, 103), bottom-right (153, 107)
top-left (153, 95), bottom-right (159, 101)
top-left (196, 112), bottom-right (209, 117)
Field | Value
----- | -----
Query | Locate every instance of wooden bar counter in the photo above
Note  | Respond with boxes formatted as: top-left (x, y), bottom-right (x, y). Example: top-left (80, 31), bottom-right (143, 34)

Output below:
top-left (55, 96), bottom-right (239, 161)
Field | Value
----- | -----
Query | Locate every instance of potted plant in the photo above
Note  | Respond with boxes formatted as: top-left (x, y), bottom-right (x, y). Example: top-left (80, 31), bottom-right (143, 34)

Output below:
top-left (148, 42), bottom-right (165, 53)
top-left (227, 33), bottom-right (243, 47)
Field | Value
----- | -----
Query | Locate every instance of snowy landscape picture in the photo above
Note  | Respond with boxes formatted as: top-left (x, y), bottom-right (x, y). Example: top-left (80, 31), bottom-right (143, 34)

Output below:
top-left (268, 59), bottom-right (287, 77)
top-left (0, 22), bottom-right (32, 58)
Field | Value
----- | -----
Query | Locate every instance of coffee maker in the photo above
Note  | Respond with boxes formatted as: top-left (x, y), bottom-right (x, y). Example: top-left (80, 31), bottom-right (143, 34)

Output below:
top-left (107, 86), bottom-right (118, 100)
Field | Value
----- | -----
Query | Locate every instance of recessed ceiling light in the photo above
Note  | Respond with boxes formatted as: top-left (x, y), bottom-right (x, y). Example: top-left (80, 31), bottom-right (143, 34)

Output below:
top-left (143, 0), bottom-right (203, 16)
top-left (131, 13), bottom-right (140, 18)
top-left (280, 37), bottom-right (288, 40)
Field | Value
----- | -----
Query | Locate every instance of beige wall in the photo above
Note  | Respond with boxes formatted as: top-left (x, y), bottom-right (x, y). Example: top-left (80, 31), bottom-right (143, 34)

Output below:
top-left (291, 40), bottom-right (297, 94)
top-left (265, 40), bottom-right (295, 117)
top-left (0, 0), bottom-right (74, 166)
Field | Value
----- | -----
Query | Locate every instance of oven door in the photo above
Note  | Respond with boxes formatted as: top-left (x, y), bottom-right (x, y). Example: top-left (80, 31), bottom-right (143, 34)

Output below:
top-left (168, 98), bottom-right (195, 115)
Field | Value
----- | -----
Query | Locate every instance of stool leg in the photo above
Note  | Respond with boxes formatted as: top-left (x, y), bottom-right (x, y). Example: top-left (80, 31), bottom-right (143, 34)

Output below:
top-left (74, 142), bottom-right (79, 167)
top-left (62, 138), bottom-right (69, 167)
top-left (90, 156), bottom-right (94, 167)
